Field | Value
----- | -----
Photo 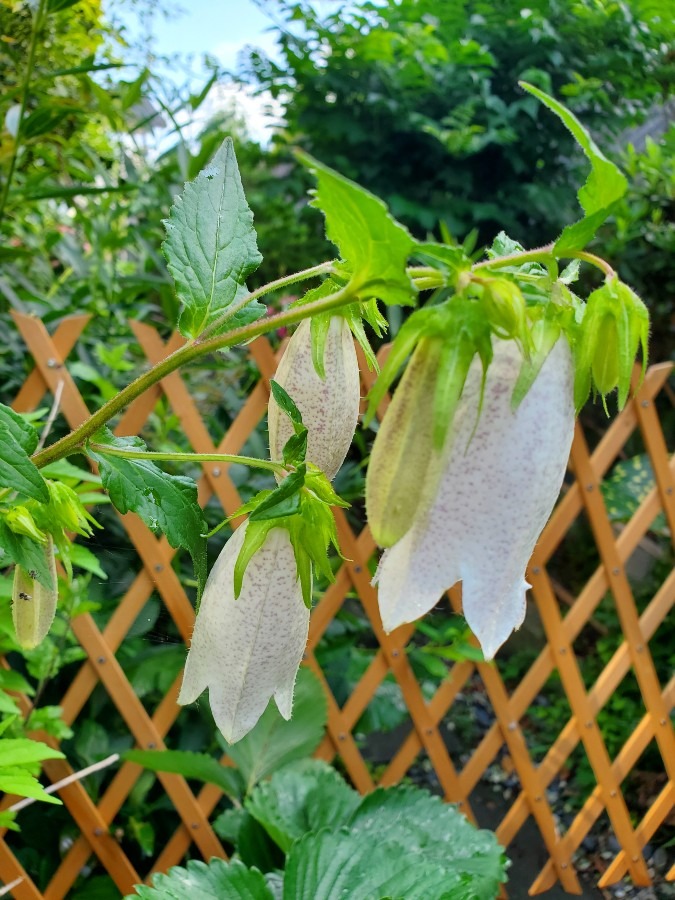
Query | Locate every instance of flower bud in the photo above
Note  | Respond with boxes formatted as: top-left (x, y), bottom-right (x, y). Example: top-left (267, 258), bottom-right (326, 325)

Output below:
top-left (374, 337), bottom-right (575, 660)
top-left (12, 536), bottom-right (58, 650)
top-left (178, 523), bottom-right (309, 744)
top-left (366, 337), bottom-right (445, 548)
top-left (268, 316), bottom-right (360, 481)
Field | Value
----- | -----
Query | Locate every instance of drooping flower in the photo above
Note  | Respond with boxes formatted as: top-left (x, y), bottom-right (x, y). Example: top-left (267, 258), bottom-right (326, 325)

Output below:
top-left (178, 523), bottom-right (309, 743)
top-left (374, 337), bottom-right (575, 659)
top-left (12, 535), bottom-right (57, 650)
top-left (268, 316), bottom-right (360, 481)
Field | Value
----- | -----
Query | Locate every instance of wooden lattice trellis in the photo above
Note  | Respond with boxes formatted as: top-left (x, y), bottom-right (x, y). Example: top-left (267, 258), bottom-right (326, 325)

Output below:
top-left (0, 311), bottom-right (673, 898)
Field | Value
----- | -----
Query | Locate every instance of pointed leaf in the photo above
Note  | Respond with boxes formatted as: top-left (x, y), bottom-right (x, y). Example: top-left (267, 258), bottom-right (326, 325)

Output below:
top-left (122, 749), bottom-right (243, 799)
top-left (88, 429), bottom-right (207, 599)
top-left (520, 82), bottom-right (627, 253)
top-left (297, 151), bottom-right (415, 306)
top-left (163, 138), bottom-right (263, 338)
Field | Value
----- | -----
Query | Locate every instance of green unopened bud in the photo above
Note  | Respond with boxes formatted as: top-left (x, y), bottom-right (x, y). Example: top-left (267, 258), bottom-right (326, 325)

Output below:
top-left (366, 338), bottom-right (444, 548)
top-left (12, 536), bottom-right (58, 649)
top-left (482, 277), bottom-right (529, 348)
top-left (574, 278), bottom-right (649, 411)
top-left (4, 506), bottom-right (46, 543)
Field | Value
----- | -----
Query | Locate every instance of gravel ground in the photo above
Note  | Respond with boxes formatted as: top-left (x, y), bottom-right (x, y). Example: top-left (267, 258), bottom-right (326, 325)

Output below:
top-left (361, 675), bottom-right (674, 899)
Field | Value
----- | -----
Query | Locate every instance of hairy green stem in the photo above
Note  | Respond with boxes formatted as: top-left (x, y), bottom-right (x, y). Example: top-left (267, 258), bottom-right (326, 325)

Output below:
top-left (32, 280), bottom-right (359, 469)
top-left (572, 250), bottom-right (615, 278)
top-left (199, 260), bottom-right (335, 340)
top-left (88, 444), bottom-right (284, 474)
top-left (472, 244), bottom-right (555, 271)
top-left (0, 0), bottom-right (48, 227)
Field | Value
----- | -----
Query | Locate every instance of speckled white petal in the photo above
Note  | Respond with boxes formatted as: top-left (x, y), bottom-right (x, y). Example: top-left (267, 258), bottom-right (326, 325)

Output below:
top-left (178, 524), bottom-right (309, 743)
top-left (268, 316), bottom-right (361, 480)
top-left (375, 338), bottom-right (575, 659)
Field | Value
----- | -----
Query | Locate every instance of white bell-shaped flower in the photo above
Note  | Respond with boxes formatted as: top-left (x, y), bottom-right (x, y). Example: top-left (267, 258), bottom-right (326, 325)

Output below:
top-left (178, 523), bottom-right (309, 743)
top-left (374, 337), bottom-right (575, 659)
top-left (268, 316), bottom-right (360, 480)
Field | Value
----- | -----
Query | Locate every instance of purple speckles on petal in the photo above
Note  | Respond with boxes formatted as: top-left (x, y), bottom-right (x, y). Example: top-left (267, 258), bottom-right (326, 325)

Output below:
top-left (268, 317), bottom-right (361, 481)
top-left (178, 524), bottom-right (309, 743)
top-left (374, 338), bottom-right (575, 659)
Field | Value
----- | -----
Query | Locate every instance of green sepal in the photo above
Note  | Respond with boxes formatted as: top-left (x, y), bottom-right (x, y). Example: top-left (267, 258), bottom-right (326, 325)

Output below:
top-left (270, 379), bottom-right (309, 467)
top-left (309, 310), bottom-right (332, 380)
top-left (430, 300), bottom-right (493, 448)
top-left (512, 307), bottom-right (563, 409)
top-left (234, 520), bottom-right (274, 599)
top-left (270, 380), bottom-right (303, 426)
top-left (304, 466), bottom-right (350, 509)
top-left (363, 305), bottom-right (439, 428)
top-left (520, 83), bottom-right (627, 253)
top-left (232, 466), bottom-right (349, 609)
top-left (249, 467), bottom-right (306, 522)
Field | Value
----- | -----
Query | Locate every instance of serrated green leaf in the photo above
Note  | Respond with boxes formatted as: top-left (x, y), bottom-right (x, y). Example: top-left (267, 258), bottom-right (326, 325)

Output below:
top-left (88, 429), bottom-right (207, 599)
top-left (225, 668), bottom-right (327, 793)
top-left (122, 749), bottom-right (243, 799)
top-left (297, 151), bottom-right (415, 306)
top-left (246, 759), bottom-right (360, 852)
top-left (0, 403), bottom-right (39, 455)
top-left (0, 737), bottom-right (64, 768)
top-left (0, 770), bottom-right (62, 805)
top-left (233, 520), bottom-right (273, 599)
top-left (347, 785), bottom-right (506, 896)
top-left (520, 82), bottom-right (627, 253)
top-left (283, 828), bottom-right (462, 900)
top-left (163, 138), bottom-right (263, 339)
top-left (0, 404), bottom-right (49, 502)
top-left (125, 858), bottom-right (274, 900)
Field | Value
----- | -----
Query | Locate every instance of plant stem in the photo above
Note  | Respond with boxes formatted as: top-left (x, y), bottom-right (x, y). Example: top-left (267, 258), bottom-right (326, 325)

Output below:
top-left (571, 250), bottom-right (615, 278)
top-left (472, 243), bottom-right (555, 271)
top-left (32, 280), bottom-right (358, 469)
top-left (88, 444), bottom-right (284, 474)
top-left (199, 260), bottom-right (335, 340)
top-left (0, 0), bottom-right (48, 227)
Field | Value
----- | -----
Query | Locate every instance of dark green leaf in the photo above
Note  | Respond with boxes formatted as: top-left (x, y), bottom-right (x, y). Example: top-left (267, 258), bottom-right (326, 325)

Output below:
top-left (122, 749), bottom-right (243, 798)
top-left (347, 785), bottom-right (506, 895)
top-left (246, 759), bottom-right (360, 852)
top-left (88, 429), bottom-right (207, 599)
top-left (224, 668), bottom-right (327, 793)
top-left (520, 82), bottom-right (627, 253)
top-left (0, 404), bottom-right (48, 502)
top-left (163, 138), bottom-right (263, 339)
top-left (283, 828), bottom-right (461, 900)
top-left (0, 403), bottom-right (39, 455)
top-left (125, 858), bottom-right (274, 900)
